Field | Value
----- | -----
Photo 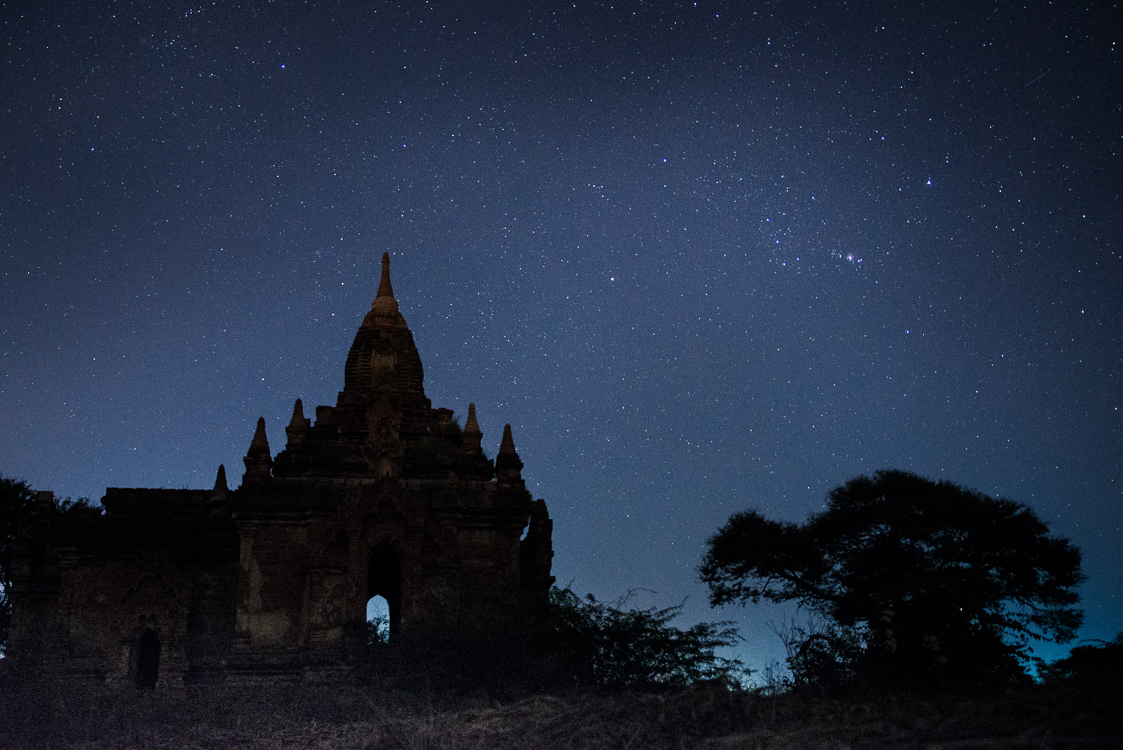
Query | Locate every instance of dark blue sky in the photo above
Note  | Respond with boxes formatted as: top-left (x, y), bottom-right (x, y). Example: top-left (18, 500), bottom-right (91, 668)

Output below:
top-left (2, 1), bottom-right (1119, 673)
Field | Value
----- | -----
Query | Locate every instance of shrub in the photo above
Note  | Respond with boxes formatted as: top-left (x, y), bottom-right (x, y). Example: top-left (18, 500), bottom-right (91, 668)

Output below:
top-left (1040, 632), bottom-right (1123, 684)
top-left (535, 587), bottom-right (744, 691)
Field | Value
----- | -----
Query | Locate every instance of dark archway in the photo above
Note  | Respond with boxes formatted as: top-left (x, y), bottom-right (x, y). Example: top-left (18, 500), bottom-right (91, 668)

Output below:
top-left (367, 544), bottom-right (402, 638)
top-left (131, 628), bottom-right (160, 689)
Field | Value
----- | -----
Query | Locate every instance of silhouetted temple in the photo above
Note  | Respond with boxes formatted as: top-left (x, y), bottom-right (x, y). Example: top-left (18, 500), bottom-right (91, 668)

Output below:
top-left (6, 254), bottom-right (554, 686)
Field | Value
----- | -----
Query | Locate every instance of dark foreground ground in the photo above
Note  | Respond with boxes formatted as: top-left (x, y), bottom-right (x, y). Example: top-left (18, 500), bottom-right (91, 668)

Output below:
top-left (1, 674), bottom-right (1119, 749)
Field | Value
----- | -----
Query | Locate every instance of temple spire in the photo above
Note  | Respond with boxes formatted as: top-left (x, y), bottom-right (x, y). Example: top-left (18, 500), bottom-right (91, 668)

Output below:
top-left (496, 423), bottom-right (524, 487)
top-left (248, 417), bottom-right (270, 454)
top-left (242, 417), bottom-right (273, 487)
top-left (214, 464), bottom-right (228, 492)
top-left (367, 252), bottom-right (400, 316)
top-left (462, 402), bottom-right (483, 454)
top-left (464, 403), bottom-right (480, 433)
top-left (376, 252), bottom-right (394, 299)
top-left (498, 423), bottom-right (518, 459)
top-left (286, 398), bottom-right (311, 447)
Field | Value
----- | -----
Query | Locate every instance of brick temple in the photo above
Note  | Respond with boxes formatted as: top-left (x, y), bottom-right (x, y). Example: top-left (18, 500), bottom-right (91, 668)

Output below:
top-left (7, 254), bottom-right (554, 686)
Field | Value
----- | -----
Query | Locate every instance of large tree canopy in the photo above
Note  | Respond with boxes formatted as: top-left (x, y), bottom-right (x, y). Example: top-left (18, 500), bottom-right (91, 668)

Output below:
top-left (700, 470), bottom-right (1085, 688)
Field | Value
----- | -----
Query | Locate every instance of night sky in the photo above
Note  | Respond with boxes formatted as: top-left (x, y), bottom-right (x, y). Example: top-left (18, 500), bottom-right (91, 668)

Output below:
top-left (2, 1), bottom-right (1119, 674)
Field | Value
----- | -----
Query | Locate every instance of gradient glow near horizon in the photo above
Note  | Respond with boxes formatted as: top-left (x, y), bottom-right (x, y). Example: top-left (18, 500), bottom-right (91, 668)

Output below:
top-left (1, 2), bottom-right (1118, 673)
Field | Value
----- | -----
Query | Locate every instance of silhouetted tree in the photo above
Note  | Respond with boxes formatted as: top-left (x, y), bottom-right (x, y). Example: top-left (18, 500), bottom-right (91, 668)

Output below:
top-left (700, 470), bottom-right (1085, 690)
top-left (539, 587), bottom-right (744, 690)
top-left (0, 475), bottom-right (36, 655)
top-left (1, 478), bottom-right (96, 657)
top-left (1040, 632), bottom-right (1123, 685)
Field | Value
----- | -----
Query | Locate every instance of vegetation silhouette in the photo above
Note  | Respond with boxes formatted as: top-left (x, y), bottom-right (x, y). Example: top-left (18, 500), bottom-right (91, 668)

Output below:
top-left (534, 586), bottom-right (744, 691)
top-left (2, 473), bottom-right (1120, 747)
top-left (1040, 631), bottom-right (1123, 685)
top-left (0, 475), bottom-right (36, 656)
top-left (1, 475), bottom-right (97, 656)
top-left (348, 585), bottom-right (744, 698)
top-left (700, 469), bottom-right (1085, 691)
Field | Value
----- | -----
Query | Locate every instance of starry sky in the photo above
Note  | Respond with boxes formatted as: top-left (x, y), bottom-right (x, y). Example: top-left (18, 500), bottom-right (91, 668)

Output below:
top-left (2, 1), bottom-right (1119, 675)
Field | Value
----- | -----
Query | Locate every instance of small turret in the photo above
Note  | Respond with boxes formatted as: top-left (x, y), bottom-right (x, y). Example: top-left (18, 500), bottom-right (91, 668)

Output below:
top-left (241, 417), bottom-right (273, 487)
top-left (461, 403), bottom-right (483, 454)
top-left (211, 464), bottom-right (230, 511)
top-left (495, 423), bottom-right (524, 489)
top-left (285, 399), bottom-right (311, 448)
top-left (214, 464), bottom-right (228, 492)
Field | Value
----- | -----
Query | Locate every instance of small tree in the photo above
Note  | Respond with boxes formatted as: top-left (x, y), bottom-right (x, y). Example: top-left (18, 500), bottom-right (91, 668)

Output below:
top-left (539, 587), bottom-right (744, 690)
top-left (700, 470), bottom-right (1085, 690)
top-left (1040, 632), bottom-right (1123, 685)
top-left (768, 612), bottom-right (865, 692)
top-left (1, 479), bottom-right (97, 657)
top-left (0, 476), bottom-right (37, 656)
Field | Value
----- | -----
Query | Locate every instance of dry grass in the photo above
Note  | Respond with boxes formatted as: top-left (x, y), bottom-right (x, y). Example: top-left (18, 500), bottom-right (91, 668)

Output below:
top-left (0, 673), bottom-right (1118, 749)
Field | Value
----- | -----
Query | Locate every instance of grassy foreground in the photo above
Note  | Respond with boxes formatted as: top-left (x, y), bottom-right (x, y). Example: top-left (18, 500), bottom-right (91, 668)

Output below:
top-left (1, 674), bottom-right (1119, 749)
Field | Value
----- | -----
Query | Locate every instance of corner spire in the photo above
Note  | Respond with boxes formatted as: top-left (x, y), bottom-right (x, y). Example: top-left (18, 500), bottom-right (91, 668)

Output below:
top-left (376, 252), bottom-right (394, 299)
top-left (462, 402), bottom-right (483, 454)
top-left (249, 417), bottom-right (270, 454)
top-left (214, 464), bottom-right (228, 492)
top-left (242, 417), bottom-right (273, 487)
top-left (286, 398), bottom-right (311, 447)
top-left (498, 424), bottom-right (518, 458)
top-left (464, 403), bottom-right (481, 434)
top-left (496, 423), bottom-right (524, 488)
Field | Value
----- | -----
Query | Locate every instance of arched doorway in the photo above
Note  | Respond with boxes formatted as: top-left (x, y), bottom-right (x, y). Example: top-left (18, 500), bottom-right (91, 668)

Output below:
top-left (131, 628), bottom-right (160, 689)
top-left (367, 544), bottom-right (402, 639)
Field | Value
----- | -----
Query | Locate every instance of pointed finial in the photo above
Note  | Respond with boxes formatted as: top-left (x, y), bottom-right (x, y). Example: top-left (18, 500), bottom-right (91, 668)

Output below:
top-left (242, 417), bottom-right (273, 486)
top-left (462, 402), bottom-right (483, 453)
top-left (376, 252), bottom-right (394, 299)
top-left (286, 399), bottom-right (311, 447)
top-left (498, 423), bottom-right (518, 457)
top-left (249, 417), bottom-right (270, 454)
top-left (214, 464), bottom-right (228, 492)
top-left (368, 252), bottom-right (400, 315)
top-left (495, 423), bottom-right (524, 480)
